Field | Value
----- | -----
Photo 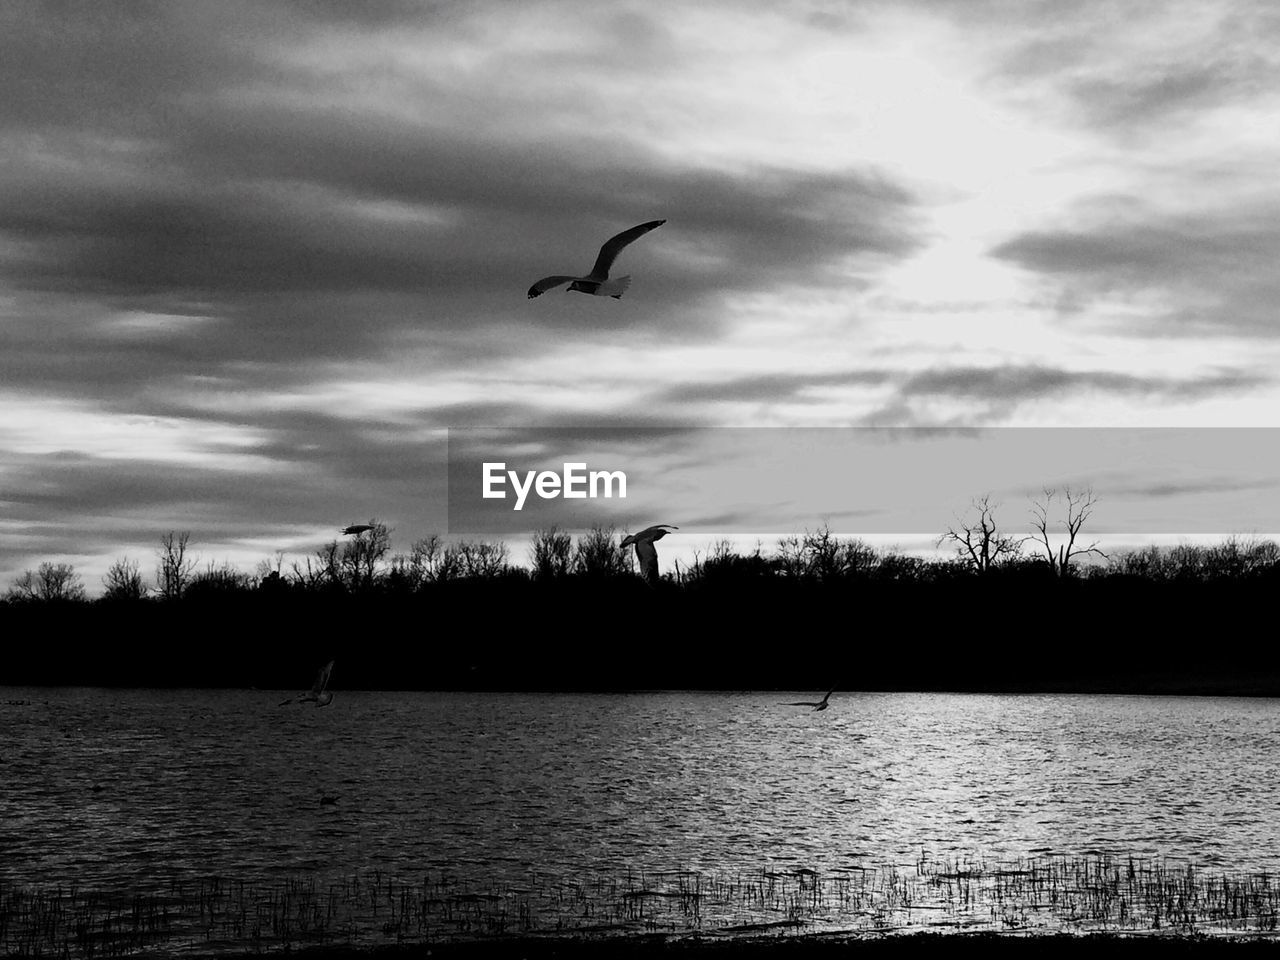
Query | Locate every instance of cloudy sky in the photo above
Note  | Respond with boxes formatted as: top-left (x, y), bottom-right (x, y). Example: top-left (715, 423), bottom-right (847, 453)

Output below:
top-left (4, 0), bottom-right (1279, 590)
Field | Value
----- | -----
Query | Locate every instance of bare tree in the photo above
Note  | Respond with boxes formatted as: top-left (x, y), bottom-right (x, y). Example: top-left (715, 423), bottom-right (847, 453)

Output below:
top-left (102, 557), bottom-right (147, 600)
top-left (411, 534), bottom-right (454, 583)
top-left (315, 539), bottom-right (343, 587)
top-left (451, 538), bottom-right (510, 578)
top-left (157, 531), bottom-right (197, 599)
top-left (573, 525), bottom-right (630, 577)
top-left (938, 495), bottom-right (1025, 573)
top-left (312, 520), bottom-right (391, 590)
top-left (254, 551), bottom-right (285, 580)
top-left (530, 526), bottom-right (573, 579)
top-left (255, 552), bottom-right (287, 592)
top-left (8, 562), bottom-right (87, 601)
top-left (1029, 486), bottom-right (1107, 577)
top-left (289, 554), bottom-right (329, 590)
top-left (187, 560), bottom-right (254, 596)
top-left (773, 534), bottom-right (807, 578)
top-left (809, 526), bottom-right (877, 580)
top-left (340, 519), bottom-right (391, 588)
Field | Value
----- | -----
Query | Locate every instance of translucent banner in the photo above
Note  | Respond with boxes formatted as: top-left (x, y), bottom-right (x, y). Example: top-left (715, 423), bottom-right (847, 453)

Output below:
top-left (446, 427), bottom-right (1280, 535)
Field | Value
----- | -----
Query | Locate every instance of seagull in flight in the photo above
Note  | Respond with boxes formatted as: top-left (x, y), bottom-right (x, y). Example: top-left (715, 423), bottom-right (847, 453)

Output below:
top-left (527, 219), bottom-right (666, 299)
top-left (782, 687), bottom-right (835, 712)
top-left (340, 524), bottom-right (374, 536)
top-left (620, 524), bottom-right (678, 585)
top-left (280, 660), bottom-right (335, 708)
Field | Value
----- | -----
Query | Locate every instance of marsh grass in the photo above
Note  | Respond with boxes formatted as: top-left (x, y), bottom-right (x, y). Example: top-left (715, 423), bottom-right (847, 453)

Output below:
top-left (3, 855), bottom-right (1279, 957)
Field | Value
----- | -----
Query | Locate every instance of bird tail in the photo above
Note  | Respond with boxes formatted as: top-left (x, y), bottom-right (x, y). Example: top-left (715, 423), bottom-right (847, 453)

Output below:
top-left (598, 275), bottom-right (631, 298)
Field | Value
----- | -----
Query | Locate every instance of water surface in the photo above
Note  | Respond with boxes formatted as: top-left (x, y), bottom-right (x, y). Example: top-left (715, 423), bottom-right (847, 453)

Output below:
top-left (2, 689), bottom-right (1277, 946)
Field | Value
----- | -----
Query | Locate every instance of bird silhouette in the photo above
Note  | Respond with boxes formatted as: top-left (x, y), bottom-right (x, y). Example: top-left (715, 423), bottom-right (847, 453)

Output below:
top-left (782, 687), bottom-right (835, 711)
top-left (620, 524), bottom-right (678, 585)
top-left (527, 220), bottom-right (666, 299)
top-left (340, 524), bottom-right (374, 536)
top-left (280, 660), bottom-right (335, 707)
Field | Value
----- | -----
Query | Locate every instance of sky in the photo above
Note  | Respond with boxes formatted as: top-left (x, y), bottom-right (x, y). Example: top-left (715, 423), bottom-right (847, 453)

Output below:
top-left (3, 0), bottom-right (1280, 592)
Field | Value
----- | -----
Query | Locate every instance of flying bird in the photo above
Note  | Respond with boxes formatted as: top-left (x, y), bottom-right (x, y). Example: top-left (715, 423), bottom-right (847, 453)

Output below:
top-left (280, 660), bottom-right (335, 708)
top-left (340, 524), bottom-right (374, 536)
top-left (620, 524), bottom-right (678, 585)
top-left (527, 219), bottom-right (666, 299)
top-left (782, 688), bottom-right (835, 712)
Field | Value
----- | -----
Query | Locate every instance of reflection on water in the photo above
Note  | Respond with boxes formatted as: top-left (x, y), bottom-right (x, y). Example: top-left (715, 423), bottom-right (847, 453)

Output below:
top-left (1, 689), bottom-right (1278, 949)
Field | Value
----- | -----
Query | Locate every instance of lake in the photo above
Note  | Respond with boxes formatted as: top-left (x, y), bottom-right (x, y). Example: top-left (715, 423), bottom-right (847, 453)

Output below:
top-left (2, 689), bottom-right (1278, 952)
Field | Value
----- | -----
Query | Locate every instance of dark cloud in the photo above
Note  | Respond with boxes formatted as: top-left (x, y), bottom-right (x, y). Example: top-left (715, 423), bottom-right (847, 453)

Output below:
top-left (1112, 477), bottom-right (1278, 500)
top-left (902, 365), bottom-right (1267, 402)
top-left (992, 205), bottom-right (1280, 335)
top-left (852, 364), bottom-right (1269, 426)
top-left (652, 364), bottom-right (1268, 423)
top-left (658, 370), bottom-right (894, 405)
top-left (0, 1), bottom-right (920, 323)
top-left (915, 0), bottom-right (1280, 136)
top-left (1067, 60), bottom-right (1266, 129)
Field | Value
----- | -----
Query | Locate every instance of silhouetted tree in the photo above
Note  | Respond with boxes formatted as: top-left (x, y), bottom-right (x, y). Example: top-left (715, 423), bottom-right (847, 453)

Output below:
top-left (414, 534), bottom-right (463, 582)
top-left (102, 557), bottom-right (147, 600)
top-left (1205, 535), bottom-right (1280, 578)
top-left (531, 527), bottom-right (573, 579)
top-left (8, 562), bottom-right (86, 601)
top-left (254, 551), bottom-right (285, 582)
top-left (340, 519), bottom-right (391, 588)
top-left (186, 561), bottom-right (254, 598)
top-left (573, 525), bottom-right (630, 577)
top-left (682, 539), bottom-right (774, 584)
top-left (1030, 486), bottom-right (1107, 577)
top-left (157, 531), bottom-right (197, 599)
top-left (939, 495), bottom-right (1025, 573)
top-left (771, 525), bottom-right (877, 581)
top-left (289, 553), bottom-right (331, 591)
top-left (450, 538), bottom-right (510, 578)
top-left (1113, 536), bottom-right (1280, 582)
top-left (773, 534), bottom-right (807, 578)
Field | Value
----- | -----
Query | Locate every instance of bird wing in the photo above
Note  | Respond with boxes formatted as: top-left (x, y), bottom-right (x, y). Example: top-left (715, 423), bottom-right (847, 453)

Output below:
top-left (782, 701), bottom-right (820, 707)
top-left (634, 537), bottom-right (659, 583)
top-left (586, 220), bottom-right (665, 280)
top-left (527, 275), bottom-right (582, 299)
top-left (312, 660), bottom-right (334, 695)
top-left (819, 687), bottom-right (834, 705)
top-left (634, 523), bottom-right (679, 542)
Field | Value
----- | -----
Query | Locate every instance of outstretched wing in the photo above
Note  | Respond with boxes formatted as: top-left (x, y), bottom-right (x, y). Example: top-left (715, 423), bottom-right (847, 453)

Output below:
top-left (782, 700), bottom-right (820, 707)
top-left (527, 275), bottom-right (581, 299)
top-left (634, 537), bottom-right (659, 583)
top-left (587, 220), bottom-right (665, 280)
top-left (312, 660), bottom-right (334, 696)
top-left (633, 523), bottom-right (679, 543)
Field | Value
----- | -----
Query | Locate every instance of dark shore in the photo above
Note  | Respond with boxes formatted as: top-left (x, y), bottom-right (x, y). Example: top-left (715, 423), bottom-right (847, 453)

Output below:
top-left (6, 572), bottom-right (1280, 695)
top-left (172, 932), bottom-right (1280, 959)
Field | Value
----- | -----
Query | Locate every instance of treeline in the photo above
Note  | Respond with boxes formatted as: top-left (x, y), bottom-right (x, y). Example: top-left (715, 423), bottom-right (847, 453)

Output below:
top-left (9, 522), bottom-right (1280, 603)
top-left (4, 523), bottom-right (1280, 694)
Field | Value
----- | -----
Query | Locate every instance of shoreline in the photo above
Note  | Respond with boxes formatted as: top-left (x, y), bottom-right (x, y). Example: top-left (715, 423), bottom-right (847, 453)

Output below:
top-left (169, 931), bottom-right (1280, 958)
